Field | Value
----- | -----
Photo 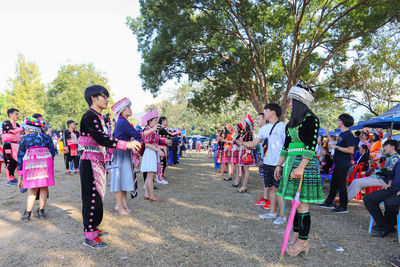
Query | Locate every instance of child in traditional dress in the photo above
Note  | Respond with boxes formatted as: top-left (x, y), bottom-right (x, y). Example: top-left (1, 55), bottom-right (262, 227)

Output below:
top-left (110, 98), bottom-right (158, 215)
top-left (140, 110), bottom-right (164, 202)
top-left (236, 115), bottom-right (256, 193)
top-left (63, 120), bottom-right (80, 174)
top-left (17, 117), bottom-right (55, 220)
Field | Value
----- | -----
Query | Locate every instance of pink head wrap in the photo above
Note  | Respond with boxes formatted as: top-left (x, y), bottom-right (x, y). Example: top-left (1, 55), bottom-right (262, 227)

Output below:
top-left (111, 98), bottom-right (132, 121)
top-left (141, 110), bottom-right (159, 126)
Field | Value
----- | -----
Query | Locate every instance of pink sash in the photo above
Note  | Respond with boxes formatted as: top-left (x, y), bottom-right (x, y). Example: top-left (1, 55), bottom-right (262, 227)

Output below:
top-left (10, 143), bottom-right (19, 161)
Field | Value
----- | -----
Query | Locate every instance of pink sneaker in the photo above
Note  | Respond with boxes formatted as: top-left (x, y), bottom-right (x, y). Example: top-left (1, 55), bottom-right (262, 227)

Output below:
top-left (65, 170), bottom-right (69, 174)
top-left (74, 169), bottom-right (79, 174)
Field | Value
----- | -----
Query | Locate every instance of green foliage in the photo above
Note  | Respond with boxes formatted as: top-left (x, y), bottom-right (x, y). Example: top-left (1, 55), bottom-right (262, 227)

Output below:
top-left (46, 63), bottom-right (113, 130)
top-left (3, 53), bottom-right (46, 119)
top-left (128, 0), bottom-right (400, 115)
top-left (145, 83), bottom-right (256, 136)
top-left (333, 23), bottom-right (400, 116)
top-left (0, 93), bottom-right (8, 121)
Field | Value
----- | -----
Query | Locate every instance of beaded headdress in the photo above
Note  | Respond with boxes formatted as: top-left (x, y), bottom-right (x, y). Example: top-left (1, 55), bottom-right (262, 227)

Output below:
top-left (23, 117), bottom-right (46, 133)
top-left (288, 80), bottom-right (315, 109)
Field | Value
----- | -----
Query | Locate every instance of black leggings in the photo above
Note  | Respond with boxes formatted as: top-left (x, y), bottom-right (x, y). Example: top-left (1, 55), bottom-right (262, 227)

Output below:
top-left (293, 212), bottom-right (311, 240)
top-left (3, 143), bottom-right (17, 177)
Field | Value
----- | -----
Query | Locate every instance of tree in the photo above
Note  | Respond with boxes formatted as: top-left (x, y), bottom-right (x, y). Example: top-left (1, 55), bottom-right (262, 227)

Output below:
top-left (46, 63), bottom-right (113, 130)
top-left (128, 0), bottom-right (400, 117)
top-left (145, 83), bottom-right (256, 136)
top-left (0, 93), bottom-right (8, 121)
top-left (3, 54), bottom-right (46, 119)
top-left (333, 23), bottom-right (400, 116)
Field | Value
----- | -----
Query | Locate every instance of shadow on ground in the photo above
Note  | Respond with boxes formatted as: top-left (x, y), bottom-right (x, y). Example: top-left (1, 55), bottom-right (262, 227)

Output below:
top-left (0, 152), bottom-right (397, 266)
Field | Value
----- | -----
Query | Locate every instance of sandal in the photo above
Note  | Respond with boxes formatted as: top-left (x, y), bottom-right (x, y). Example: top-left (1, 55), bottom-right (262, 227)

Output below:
top-left (223, 177), bottom-right (232, 181)
top-left (144, 196), bottom-right (150, 200)
top-left (114, 206), bottom-right (129, 215)
top-left (124, 207), bottom-right (132, 213)
top-left (237, 187), bottom-right (247, 193)
top-left (149, 198), bottom-right (162, 202)
top-left (232, 182), bottom-right (241, 188)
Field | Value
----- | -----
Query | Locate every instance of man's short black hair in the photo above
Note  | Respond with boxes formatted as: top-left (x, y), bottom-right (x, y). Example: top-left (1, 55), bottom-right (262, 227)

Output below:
top-left (32, 113), bottom-right (42, 119)
top-left (257, 113), bottom-right (264, 117)
top-left (354, 131), bottom-right (361, 137)
top-left (384, 139), bottom-right (399, 150)
top-left (84, 85), bottom-right (109, 106)
top-left (338, 114), bottom-right (354, 127)
top-left (67, 120), bottom-right (75, 127)
top-left (264, 103), bottom-right (282, 118)
top-left (7, 108), bottom-right (19, 117)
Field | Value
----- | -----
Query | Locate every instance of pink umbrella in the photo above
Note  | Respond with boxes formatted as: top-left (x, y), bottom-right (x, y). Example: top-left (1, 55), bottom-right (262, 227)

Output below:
top-left (280, 175), bottom-right (304, 260)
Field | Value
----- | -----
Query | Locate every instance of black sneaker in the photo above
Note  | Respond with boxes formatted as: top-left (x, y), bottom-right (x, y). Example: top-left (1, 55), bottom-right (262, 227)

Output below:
top-left (37, 208), bottom-right (46, 220)
top-left (21, 210), bottom-right (32, 221)
top-left (332, 207), bottom-right (348, 213)
top-left (371, 225), bottom-right (382, 232)
top-left (318, 202), bottom-right (334, 209)
top-left (83, 237), bottom-right (108, 249)
top-left (372, 227), bottom-right (396, 238)
top-left (391, 256), bottom-right (400, 267)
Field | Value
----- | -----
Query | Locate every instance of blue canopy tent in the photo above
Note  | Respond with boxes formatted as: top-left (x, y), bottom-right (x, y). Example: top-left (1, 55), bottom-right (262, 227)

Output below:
top-left (357, 104), bottom-right (400, 137)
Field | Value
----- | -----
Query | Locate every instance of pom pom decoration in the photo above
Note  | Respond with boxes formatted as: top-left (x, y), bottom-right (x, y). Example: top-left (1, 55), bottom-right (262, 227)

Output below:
top-left (23, 116), bottom-right (46, 128)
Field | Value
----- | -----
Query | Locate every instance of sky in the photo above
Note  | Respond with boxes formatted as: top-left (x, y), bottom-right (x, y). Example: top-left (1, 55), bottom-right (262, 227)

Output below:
top-left (0, 0), bottom-right (171, 115)
top-left (0, 0), bottom-right (366, 122)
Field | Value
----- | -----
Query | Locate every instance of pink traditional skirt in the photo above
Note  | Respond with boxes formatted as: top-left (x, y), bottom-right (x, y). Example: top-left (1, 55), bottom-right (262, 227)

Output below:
top-left (22, 146), bottom-right (54, 189)
top-left (232, 146), bottom-right (240, 164)
top-left (222, 148), bottom-right (233, 163)
top-left (238, 146), bottom-right (255, 166)
top-left (216, 150), bottom-right (223, 163)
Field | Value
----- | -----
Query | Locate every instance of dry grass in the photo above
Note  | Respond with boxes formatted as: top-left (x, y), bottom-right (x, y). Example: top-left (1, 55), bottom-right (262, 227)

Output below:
top-left (0, 152), bottom-right (397, 266)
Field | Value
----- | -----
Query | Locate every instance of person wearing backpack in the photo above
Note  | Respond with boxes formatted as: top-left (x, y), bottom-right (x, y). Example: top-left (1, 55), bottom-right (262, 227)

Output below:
top-left (238, 103), bottom-right (286, 225)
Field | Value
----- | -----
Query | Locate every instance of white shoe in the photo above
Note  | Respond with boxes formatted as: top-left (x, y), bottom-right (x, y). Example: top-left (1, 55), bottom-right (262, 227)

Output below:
top-left (156, 179), bottom-right (162, 184)
top-left (258, 213), bottom-right (278, 219)
top-left (273, 216), bottom-right (287, 225)
top-left (160, 180), bottom-right (169, 184)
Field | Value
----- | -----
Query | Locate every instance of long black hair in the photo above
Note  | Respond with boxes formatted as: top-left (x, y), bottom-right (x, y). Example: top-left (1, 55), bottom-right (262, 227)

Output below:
top-left (287, 99), bottom-right (316, 128)
top-left (158, 116), bottom-right (167, 125)
top-left (373, 133), bottom-right (380, 142)
top-left (361, 144), bottom-right (370, 156)
top-left (223, 127), bottom-right (228, 138)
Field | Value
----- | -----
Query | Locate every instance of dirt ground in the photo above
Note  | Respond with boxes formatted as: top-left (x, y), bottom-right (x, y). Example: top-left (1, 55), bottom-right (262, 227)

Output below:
top-left (0, 151), bottom-right (398, 266)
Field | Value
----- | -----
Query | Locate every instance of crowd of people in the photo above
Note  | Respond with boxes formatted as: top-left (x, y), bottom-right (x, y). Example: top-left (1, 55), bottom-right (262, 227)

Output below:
top-left (2, 85), bottom-right (188, 249)
top-left (211, 80), bottom-right (400, 261)
top-left (2, 82), bottom-right (400, 262)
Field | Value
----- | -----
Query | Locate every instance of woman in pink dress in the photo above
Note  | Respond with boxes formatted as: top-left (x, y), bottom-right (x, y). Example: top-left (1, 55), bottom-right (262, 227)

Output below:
top-left (17, 117), bottom-right (55, 221)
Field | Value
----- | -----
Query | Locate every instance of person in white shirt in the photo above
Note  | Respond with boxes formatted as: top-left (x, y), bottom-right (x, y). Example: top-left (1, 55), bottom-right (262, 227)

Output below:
top-left (238, 103), bottom-right (287, 225)
top-left (188, 138), bottom-right (193, 154)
